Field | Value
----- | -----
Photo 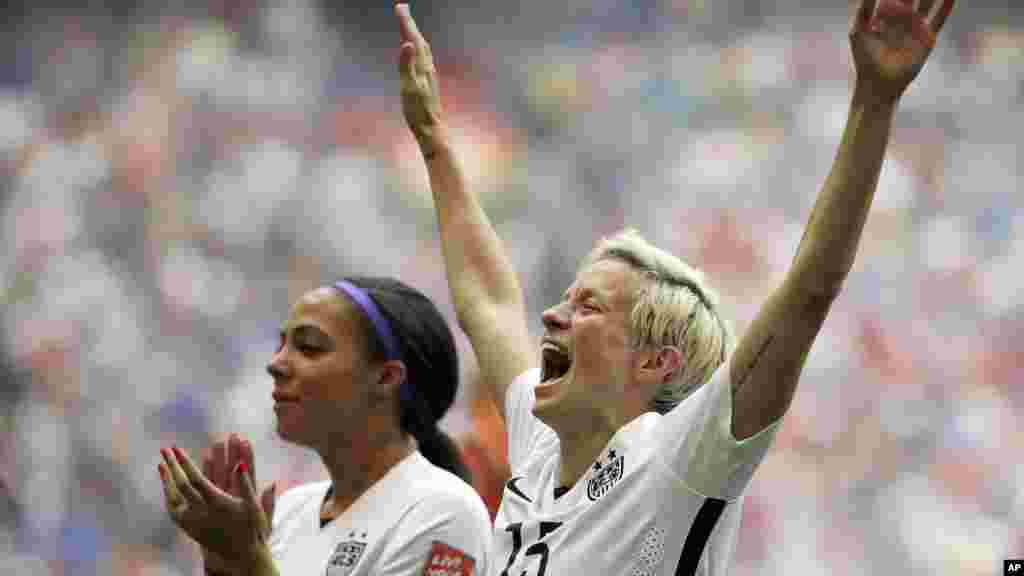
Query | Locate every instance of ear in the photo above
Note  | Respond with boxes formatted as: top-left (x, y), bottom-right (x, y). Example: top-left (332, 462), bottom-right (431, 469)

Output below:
top-left (635, 346), bottom-right (681, 386)
top-left (371, 360), bottom-right (407, 400)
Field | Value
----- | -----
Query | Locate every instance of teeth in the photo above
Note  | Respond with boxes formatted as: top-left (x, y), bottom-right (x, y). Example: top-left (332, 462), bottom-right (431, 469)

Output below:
top-left (541, 343), bottom-right (571, 384)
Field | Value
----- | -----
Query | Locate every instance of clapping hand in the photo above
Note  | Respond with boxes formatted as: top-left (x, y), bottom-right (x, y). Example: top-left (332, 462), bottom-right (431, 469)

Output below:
top-left (158, 441), bottom-right (275, 570)
top-left (198, 435), bottom-right (277, 574)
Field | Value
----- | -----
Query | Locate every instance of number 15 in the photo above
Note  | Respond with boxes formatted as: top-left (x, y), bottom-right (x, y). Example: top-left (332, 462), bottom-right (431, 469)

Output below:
top-left (498, 521), bottom-right (563, 576)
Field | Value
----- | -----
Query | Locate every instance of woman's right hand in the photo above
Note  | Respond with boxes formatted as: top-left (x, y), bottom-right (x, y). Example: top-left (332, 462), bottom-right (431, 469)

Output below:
top-left (396, 3), bottom-right (445, 156)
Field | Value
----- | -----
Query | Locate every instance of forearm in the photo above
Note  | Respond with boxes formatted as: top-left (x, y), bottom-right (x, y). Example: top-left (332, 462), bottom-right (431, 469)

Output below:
top-left (727, 90), bottom-right (899, 438)
top-left (421, 126), bottom-right (526, 321)
top-left (789, 89), bottom-right (897, 299)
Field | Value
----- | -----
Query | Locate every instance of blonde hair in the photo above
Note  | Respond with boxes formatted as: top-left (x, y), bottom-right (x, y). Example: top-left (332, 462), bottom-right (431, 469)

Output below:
top-left (581, 229), bottom-right (732, 413)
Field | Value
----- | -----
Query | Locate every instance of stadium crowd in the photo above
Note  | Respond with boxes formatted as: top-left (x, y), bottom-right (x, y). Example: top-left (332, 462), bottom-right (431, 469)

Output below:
top-left (0, 0), bottom-right (1021, 574)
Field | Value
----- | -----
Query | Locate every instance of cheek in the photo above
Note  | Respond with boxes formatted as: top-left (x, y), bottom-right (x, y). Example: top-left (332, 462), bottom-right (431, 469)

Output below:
top-left (300, 362), bottom-right (359, 404)
top-left (575, 321), bottom-right (631, 373)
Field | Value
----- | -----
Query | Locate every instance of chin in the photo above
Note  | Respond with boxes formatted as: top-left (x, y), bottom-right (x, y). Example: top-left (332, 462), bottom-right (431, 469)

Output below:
top-left (274, 420), bottom-right (308, 447)
top-left (531, 380), bottom-right (572, 428)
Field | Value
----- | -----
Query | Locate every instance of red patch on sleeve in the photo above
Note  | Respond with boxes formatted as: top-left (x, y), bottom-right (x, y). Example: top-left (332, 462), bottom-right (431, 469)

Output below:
top-left (421, 541), bottom-right (476, 576)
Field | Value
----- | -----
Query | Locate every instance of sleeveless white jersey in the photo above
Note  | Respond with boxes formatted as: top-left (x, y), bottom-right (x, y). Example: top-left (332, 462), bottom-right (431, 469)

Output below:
top-left (493, 361), bottom-right (780, 576)
top-left (269, 450), bottom-right (493, 576)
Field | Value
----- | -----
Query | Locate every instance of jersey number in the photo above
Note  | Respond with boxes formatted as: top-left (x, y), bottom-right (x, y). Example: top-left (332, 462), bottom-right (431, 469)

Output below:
top-left (498, 521), bottom-right (562, 576)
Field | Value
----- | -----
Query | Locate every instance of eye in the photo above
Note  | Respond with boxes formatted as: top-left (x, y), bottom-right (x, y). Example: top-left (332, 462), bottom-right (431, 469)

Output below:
top-left (295, 341), bottom-right (321, 355)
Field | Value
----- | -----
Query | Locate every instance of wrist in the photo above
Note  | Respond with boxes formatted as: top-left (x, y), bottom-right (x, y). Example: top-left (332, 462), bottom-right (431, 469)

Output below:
top-left (416, 123), bottom-right (452, 162)
top-left (241, 543), bottom-right (277, 576)
top-left (850, 83), bottom-right (901, 113)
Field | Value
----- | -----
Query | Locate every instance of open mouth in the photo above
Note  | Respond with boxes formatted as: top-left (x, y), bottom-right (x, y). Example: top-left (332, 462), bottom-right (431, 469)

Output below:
top-left (540, 343), bottom-right (571, 384)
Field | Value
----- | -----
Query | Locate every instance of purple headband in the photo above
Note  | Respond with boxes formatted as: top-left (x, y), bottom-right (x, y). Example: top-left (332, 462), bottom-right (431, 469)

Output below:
top-left (333, 281), bottom-right (401, 361)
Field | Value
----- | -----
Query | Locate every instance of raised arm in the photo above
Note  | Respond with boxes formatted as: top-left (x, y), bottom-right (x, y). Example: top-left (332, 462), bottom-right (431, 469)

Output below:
top-left (728, 0), bottom-right (956, 440)
top-left (396, 3), bottom-right (535, 408)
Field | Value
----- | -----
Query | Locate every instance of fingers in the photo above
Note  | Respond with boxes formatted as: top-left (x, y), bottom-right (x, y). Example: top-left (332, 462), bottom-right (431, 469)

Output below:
top-left (261, 482), bottom-right (277, 525)
top-left (396, 3), bottom-right (433, 80)
top-left (929, 0), bottom-right (955, 34)
top-left (865, 0), bottom-right (937, 50)
top-left (202, 448), bottom-right (214, 485)
top-left (161, 447), bottom-right (204, 506)
top-left (228, 434), bottom-right (242, 474)
top-left (399, 42), bottom-right (417, 77)
top-left (237, 462), bottom-right (256, 504)
top-left (158, 462), bottom-right (182, 511)
top-left (875, 0), bottom-right (916, 21)
top-left (240, 438), bottom-right (255, 482)
top-left (856, 0), bottom-right (879, 28)
top-left (395, 3), bottom-right (424, 46)
top-left (228, 434), bottom-right (243, 496)
top-left (211, 438), bottom-right (227, 489)
top-left (171, 445), bottom-right (223, 501)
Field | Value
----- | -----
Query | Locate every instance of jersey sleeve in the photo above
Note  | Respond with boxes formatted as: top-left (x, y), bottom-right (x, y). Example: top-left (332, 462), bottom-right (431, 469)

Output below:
top-left (373, 491), bottom-right (494, 576)
top-left (503, 368), bottom-right (558, 472)
top-left (656, 359), bottom-right (781, 501)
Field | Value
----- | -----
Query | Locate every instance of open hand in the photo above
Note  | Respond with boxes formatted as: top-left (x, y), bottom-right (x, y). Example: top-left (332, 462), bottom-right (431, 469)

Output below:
top-left (396, 3), bottom-right (444, 154)
top-left (158, 445), bottom-right (272, 566)
top-left (199, 435), bottom-right (277, 574)
top-left (850, 0), bottom-right (956, 102)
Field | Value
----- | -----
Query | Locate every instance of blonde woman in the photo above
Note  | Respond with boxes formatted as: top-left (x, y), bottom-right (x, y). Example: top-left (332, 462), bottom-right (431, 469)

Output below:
top-left (396, 0), bottom-right (956, 573)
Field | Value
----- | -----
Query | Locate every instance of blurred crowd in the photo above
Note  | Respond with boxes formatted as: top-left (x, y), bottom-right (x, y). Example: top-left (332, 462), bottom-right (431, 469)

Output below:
top-left (0, 0), bottom-right (1021, 574)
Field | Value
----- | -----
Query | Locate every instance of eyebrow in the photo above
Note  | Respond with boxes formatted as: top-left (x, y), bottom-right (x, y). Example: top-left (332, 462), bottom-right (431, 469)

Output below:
top-left (280, 324), bottom-right (331, 343)
top-left (564, 286), bottom-right (609, 308)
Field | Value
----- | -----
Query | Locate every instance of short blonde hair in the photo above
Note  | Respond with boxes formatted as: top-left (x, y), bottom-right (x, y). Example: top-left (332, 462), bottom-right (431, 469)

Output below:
top-left (581, 229), bottom-right (732, 413)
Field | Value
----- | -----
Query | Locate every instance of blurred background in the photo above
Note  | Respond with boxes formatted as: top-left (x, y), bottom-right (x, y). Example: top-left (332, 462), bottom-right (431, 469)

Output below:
top-left (0, 0), bottom-right (1021, 574)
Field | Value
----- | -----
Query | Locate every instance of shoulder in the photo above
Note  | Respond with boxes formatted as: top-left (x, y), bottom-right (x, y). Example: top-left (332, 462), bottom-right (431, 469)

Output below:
top-left (273, 480), bottom-right (330, 526)
top-left (377, 455), bottom-right (493, 572)
top-left (406, 454), bottom-right (491, 525)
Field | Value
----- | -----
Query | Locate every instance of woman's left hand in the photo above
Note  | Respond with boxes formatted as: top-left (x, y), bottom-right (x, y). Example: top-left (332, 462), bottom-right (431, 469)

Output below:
top-left (159, 445), bottom-right (271, 565)
top-left (850, 0), bottom-right (956, 102)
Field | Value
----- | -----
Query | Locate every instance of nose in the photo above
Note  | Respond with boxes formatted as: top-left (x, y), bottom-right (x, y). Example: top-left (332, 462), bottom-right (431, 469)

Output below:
top-left (267, 347), bottom-right (290, 381)
top-left (541, 301), bottom-right (570, 332)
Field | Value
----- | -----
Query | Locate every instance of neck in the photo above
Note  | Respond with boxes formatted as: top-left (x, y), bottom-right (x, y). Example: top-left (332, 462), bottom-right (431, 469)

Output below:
top-left (317, 427), bottom-right (414, 517)
top-left (549, 411), bottom-right (621, 489)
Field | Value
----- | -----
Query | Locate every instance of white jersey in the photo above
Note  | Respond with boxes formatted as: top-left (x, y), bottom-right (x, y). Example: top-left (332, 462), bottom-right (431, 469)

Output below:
top-left (270, 450), bottom-right (493, 576)
top-left (493, 361), bottom-right (780, 576)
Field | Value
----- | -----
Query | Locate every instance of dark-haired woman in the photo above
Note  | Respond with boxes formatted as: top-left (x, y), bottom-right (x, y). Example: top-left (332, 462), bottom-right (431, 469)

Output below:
top-left (158, 278), bottom-right (493, 576)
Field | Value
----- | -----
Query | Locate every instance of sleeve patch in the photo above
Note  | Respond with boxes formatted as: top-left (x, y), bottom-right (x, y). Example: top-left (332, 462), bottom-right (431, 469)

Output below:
top-left (422, 541), bottom-right (476, 576)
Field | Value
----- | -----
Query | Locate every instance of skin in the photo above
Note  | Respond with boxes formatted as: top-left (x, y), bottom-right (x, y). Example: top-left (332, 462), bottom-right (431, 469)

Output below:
top-left (534, 258), bottom-right (677, 486)
top-left (399, 0), bottom-right (957, 491)
top-left (158, 1), bottom-right (959, 571)
top-left (159, 287), bottom-right (414, 575)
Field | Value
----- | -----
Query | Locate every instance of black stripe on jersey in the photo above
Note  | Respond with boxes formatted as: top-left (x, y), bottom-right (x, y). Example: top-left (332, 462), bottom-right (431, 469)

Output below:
top-left (674, 497), bottom-right (727, 576)
top-left (505, 476), bottom-right (532, 502)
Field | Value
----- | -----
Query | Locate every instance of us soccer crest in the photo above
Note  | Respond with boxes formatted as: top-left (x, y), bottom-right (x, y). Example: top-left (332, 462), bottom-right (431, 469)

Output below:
top-left (326, 532), bottom-right (368, 576)
top-left (587, 449), bottom-right (624, 501)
